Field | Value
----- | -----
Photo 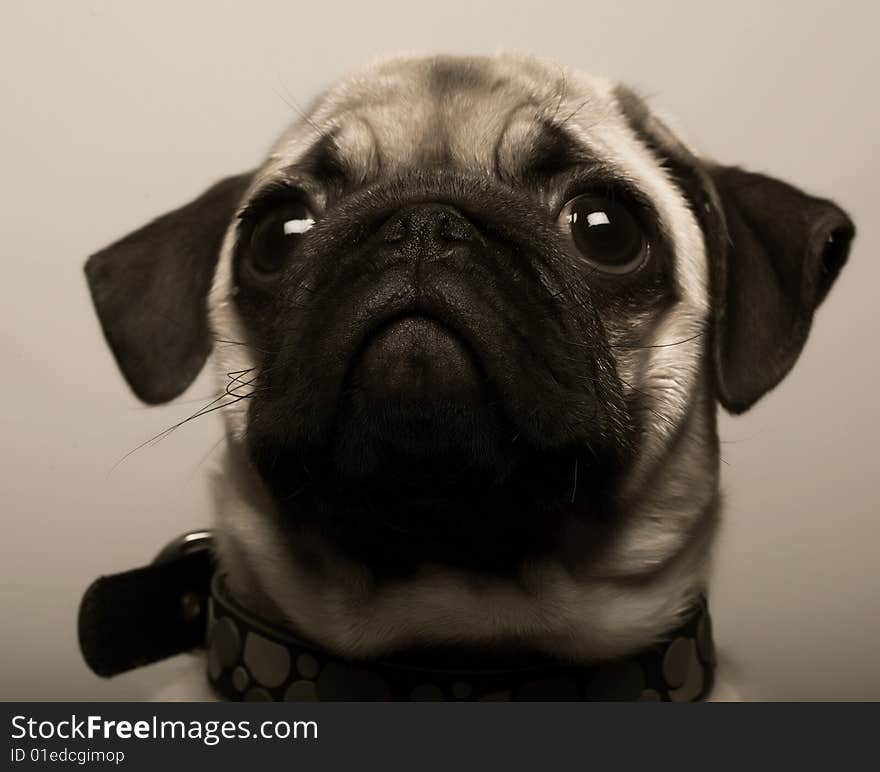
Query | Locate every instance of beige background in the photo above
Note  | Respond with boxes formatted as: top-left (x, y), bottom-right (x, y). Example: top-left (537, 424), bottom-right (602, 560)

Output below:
top-left (2, 0), bottom-right (878, 700)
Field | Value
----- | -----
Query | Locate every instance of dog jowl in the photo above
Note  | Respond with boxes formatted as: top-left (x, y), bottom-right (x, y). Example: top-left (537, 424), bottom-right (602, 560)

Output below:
top-left (85, 54), bottom-right (853, 666)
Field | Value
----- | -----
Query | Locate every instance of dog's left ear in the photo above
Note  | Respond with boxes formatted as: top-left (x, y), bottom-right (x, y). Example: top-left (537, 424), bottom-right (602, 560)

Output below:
top-left (85, 173), bottom-right (253, 404)
top-left (708, 166), bottom-right (855, 413)
top-left (612, 85), bottom-right (855, 414)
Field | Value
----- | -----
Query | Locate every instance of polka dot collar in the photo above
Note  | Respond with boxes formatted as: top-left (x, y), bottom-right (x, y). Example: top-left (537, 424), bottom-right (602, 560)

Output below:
top-left (208, 574), bottom-right (715, 702)
top-left (78, 531), bottom-right (715, 701)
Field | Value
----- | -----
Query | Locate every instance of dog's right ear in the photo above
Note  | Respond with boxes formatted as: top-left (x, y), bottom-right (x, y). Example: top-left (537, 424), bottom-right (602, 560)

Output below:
top-left (85, 173), bottom-right (253, 404)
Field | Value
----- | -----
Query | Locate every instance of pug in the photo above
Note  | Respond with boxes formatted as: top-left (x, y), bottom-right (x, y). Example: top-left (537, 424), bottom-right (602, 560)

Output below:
top-left (82, 53), bottom-right (853, 701)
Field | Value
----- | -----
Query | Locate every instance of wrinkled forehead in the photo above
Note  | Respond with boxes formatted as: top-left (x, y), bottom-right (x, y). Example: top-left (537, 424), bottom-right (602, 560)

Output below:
top-left (262, 54), bottom-right (623, 182)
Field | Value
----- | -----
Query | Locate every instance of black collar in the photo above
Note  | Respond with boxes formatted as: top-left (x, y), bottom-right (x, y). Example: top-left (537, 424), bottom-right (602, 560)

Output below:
top-left (79, 531), bottom-right (715, 701)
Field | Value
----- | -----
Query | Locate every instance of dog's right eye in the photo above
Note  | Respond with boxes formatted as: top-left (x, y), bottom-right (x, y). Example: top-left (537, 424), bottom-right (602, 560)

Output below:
top-left (243, 202), bottom-right (314, 278)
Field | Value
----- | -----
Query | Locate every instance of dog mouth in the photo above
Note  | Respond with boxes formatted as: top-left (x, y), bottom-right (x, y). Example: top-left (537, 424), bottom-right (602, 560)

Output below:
top-left (353, 312), bottom-right (486, 404)
top-left (336, 267), bottom-right (507, 400)
top-left (332, 299), bottom-right (517, 492)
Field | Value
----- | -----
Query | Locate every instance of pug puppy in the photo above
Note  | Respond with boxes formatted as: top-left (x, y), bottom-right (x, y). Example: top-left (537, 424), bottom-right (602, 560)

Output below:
top-left (84, 54), bottom-right (853, 701)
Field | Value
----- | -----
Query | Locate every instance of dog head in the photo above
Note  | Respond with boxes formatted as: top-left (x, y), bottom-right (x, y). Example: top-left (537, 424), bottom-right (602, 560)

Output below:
top-left (85, 54), bottom-right (853, 659)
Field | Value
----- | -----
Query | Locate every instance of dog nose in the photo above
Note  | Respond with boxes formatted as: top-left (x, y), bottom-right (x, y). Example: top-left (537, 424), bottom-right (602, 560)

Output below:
top-left (379, 203), bottom-right (477, 249)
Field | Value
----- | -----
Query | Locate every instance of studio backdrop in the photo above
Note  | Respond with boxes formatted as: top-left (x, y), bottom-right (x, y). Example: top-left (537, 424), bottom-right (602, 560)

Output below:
top-left (1, 0), bottom-right (877, 700)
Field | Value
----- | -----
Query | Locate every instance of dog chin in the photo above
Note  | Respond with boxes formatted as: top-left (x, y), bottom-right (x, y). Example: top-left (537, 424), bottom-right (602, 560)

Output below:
top-left (246, 365), bottom-right (626, 576)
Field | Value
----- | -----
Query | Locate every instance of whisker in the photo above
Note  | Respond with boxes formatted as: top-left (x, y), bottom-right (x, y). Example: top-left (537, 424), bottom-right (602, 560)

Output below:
top-left (609, 331), bottom-right (706, 350)
top-left (212, 337), bottom-right (277, 356)
top-left (266, 68), bottom-right (328, 141)
top-left (183, 435), bottom-right (228, 486)
top-left (557, 97), bottom-right (592, 127)
top-left (110, 389), bottom-right (254, 473)
top-left (130, 392), bottom-right (224, 409)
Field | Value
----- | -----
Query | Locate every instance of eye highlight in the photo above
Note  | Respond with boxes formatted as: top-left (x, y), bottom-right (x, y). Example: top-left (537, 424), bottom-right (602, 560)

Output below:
top-left (558, 194), bottom-right (648, 275)
top-left (283, 216), bottom-right (315, 235)
top-left (243, 200), bottom-right (314, 278)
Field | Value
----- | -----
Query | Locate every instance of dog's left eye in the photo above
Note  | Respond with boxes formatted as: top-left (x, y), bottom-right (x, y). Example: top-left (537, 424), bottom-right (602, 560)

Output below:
top-left (244, 202), bottom-right (315, 277)
top-left (559, 195), bottom-right (647, 274)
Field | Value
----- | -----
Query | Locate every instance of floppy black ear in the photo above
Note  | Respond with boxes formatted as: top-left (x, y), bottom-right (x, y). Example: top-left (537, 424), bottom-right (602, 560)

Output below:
top-left (85, 173), bottom-right (252, 404)
top-left (611, 85), bottom-right (855, 413)
top-left (708, 167), bottom-right (855, 413)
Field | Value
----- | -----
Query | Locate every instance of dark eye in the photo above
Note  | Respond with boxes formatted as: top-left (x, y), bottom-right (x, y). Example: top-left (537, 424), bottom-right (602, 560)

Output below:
top-left (559, 194), bottom-right (647, 274)
top-left (244, 201), bottom-right (314, 277)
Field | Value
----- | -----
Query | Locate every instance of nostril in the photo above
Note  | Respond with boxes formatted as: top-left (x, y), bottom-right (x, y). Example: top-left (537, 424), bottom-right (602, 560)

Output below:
top-left (438, 212), bottom-right (476, 242)
top-left (381, 216), bottom-right (408, 244)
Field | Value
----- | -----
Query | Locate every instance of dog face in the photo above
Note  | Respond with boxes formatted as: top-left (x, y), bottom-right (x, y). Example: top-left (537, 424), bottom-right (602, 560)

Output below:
top-left (86, 55), bottom-right (853, 658)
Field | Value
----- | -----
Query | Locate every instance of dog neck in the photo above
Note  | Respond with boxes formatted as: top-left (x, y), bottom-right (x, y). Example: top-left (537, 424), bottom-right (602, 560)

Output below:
top-left (212, 393), bottom-right (720, 666)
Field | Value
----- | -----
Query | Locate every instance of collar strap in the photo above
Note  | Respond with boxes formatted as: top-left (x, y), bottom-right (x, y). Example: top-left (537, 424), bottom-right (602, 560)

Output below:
top-left (78, 532), bottom-right (214, 677)
top-left (79, 531), bottom-right (715, 701)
